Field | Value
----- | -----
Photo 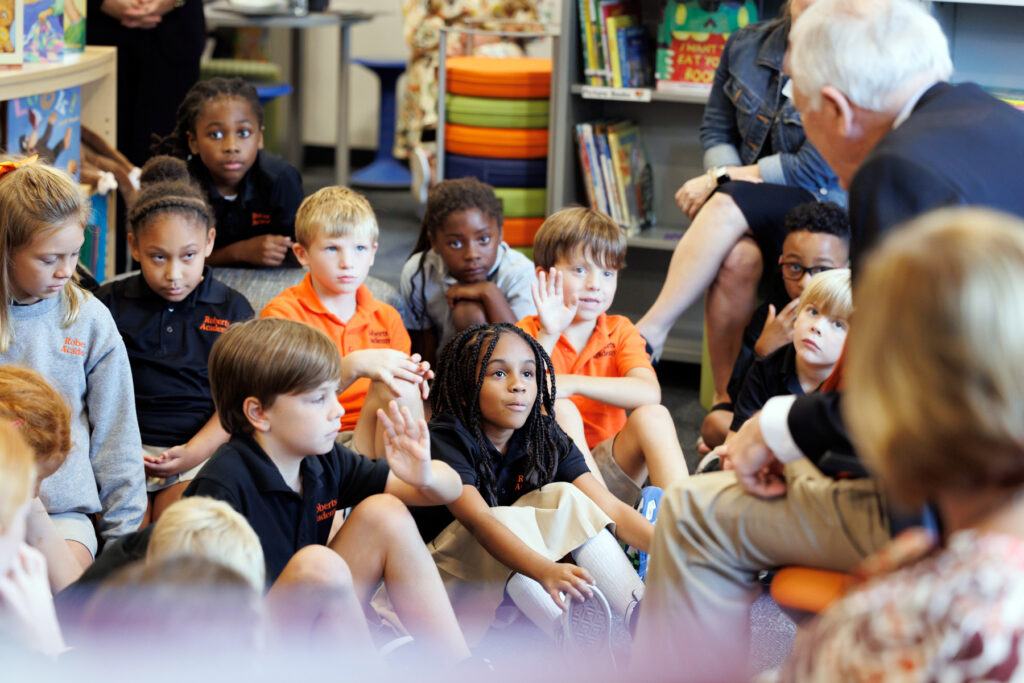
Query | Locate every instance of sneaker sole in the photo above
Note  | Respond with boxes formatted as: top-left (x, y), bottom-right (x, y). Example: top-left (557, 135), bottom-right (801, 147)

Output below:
top-left (561, 585), bottom-right (614, 664)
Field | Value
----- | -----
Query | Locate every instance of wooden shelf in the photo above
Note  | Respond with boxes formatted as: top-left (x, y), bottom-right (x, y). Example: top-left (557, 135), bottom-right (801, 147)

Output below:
top-left (0, 46), bottom-right (118, 277)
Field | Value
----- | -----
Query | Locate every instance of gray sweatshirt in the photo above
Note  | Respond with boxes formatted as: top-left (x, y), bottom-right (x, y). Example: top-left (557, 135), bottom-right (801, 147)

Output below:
top-left (3, 290), bottom-right (146, 542)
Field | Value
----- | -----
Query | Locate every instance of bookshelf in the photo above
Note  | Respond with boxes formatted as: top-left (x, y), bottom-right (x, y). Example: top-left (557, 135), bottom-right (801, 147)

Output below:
top-left (0, 46), bottom-right (118, 279)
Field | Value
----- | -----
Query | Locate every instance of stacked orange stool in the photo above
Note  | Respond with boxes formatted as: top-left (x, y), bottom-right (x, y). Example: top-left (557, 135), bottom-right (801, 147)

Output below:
top-left (443, 56), bottom-right (551, 246)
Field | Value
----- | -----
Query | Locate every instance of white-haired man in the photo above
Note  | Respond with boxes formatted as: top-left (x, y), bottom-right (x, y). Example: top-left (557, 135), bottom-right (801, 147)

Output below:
top-left (633, 0), bottom-right (1024, 678)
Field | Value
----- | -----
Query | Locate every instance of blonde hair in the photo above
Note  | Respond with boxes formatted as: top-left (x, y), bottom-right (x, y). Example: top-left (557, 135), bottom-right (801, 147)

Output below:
top-left (294, 186), bottom-right (378, 247)
top-left (533, 207), bottom-right (626, 271)
top-left (209, 318), bottom-right (342, 435)
top-left (148, 497), bottom-right (266, 591)
top-left (0, 161), bottom-right (91, 353)
top-left (0, 421), bottom-right (37, 530)
top-left (797, 268), bottom-right (852, 322)
top-left (845, 208), bottom-right (1024, 506)
top-left (0, 366), bottom-right (71, 480)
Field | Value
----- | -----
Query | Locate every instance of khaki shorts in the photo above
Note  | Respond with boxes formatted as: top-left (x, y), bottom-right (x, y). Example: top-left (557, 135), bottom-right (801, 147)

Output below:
top-left (144, 444), bottom-right (206, 493)
top-left (51, 511), bottom-right (98, 558)
top-left (592, 435), bottom-right (642, 506)
top-left (335, 429), bottom-right (361, 453)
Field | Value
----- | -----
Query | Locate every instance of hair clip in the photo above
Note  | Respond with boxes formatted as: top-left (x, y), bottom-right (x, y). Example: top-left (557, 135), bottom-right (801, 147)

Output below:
top-left (0, 155), bottom-right (39, 181)
top-left (10, 418), bottom-right (25, 428)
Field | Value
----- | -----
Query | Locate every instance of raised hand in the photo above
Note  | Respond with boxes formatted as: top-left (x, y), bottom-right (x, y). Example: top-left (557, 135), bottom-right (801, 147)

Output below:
top-left (376, 400), bottom-right (432, 489)
top-left (754, 298), bottom-right (800, 357)
top-left (531, 267), bottom-right (578, 337)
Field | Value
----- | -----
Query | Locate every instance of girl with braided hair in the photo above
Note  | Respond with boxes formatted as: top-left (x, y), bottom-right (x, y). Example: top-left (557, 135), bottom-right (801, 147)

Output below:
top-left (0, 157), bottom-right (145, 568)
top-left (413, 323), bottom-right (651, 660)
top-left (97, 155), bottom-right (254, 524)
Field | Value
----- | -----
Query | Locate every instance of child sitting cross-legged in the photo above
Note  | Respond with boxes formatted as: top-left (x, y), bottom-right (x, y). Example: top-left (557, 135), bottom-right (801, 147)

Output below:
top-left (413, 324), bottom-right (653, 661)
top-left (97, 156), bottom-right (254, 523)
top-left (262, 186), bottom-right (431, 460)
top-left (519, 208), bottom-right (689, 508)
top-left (182, 317), bottom-right (471, 665)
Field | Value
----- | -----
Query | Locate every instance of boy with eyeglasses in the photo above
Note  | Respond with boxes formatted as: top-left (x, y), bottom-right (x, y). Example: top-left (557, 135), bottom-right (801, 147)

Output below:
top-left (700, 202), bottom-right (849, 450)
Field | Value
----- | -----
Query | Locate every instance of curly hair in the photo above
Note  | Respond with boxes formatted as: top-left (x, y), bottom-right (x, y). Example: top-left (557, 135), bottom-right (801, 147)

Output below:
top-left (432, 323), bottom-right (561, 506)
top-left (784, 201), bottom-right (851, 241)
top-left (127, 155), bottom-right (214, 236)
top-left (407, 177), bottom-right (504, 326)
top-left (153, 78), bottom-right (263, 159)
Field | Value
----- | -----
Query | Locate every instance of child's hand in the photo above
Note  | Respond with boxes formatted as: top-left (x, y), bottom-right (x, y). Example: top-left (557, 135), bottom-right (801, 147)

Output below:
top-left (531, 268), bottom-right (577, 337)
top-left (377, 400), bottom-right (432, 488)
top-left (537, 561), bottom-right (595, 611)
top-left (754, 299), bottom-right (799, 357)
top-left (350, 349), bottom-right (432, 397)
top-left (239, 234), bottom-right (293, 267)
top-left (143, 444), bottom-right (203, 478)
top-left (445, 281), bottom-right (493, 307)
top-left (0, 544), bottom-right (65, 658)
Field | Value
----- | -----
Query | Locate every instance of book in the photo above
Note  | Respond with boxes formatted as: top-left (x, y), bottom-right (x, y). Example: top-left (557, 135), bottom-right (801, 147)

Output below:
top-left (63, 0), bottom-right (85, 53)
top-left (655, 0), bottom-right (757, 94)
top-left (607, 120), bottom-right (642, 233)
top-left (22, 0), bottom-right (62, 62)
top-left (621, 24), bottom-right (651, 88)
top-left (575, 118), bottom-right (655, 233)
top-left (605, 13), bottom-right (637, 87)
top-left (598, 1), bottom-right (635, 85)
top-left (0, 0), bottom-right (25, 64)
top-left (5, 85), bottom-right (81, 180)
top-left (581, 122), bottom-right (610, 217)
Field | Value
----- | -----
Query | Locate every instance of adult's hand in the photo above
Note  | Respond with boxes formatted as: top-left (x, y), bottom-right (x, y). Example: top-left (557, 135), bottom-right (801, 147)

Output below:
top-left (729, 412), bottom-right (787, 498)
top-left (675, 173), bottom-right (716, 219)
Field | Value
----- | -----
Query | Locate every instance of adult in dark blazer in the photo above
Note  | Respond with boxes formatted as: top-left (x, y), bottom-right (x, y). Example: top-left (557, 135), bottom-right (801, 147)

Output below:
top-left (87, 0), bottom-right (206, 167)
top-left (630, 0), bottom-right (1024, 679)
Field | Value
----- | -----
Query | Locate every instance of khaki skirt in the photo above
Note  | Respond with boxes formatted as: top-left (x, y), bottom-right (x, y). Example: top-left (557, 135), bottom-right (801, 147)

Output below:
top-left (430, 482), bottom-right (614, 644)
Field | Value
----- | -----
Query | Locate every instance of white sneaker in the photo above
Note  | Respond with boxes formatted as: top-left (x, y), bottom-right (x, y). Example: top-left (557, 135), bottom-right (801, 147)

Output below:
top-left (559, 585), bottom-right (615, 667)
top-left (410, 146), bottom-right (430, 205)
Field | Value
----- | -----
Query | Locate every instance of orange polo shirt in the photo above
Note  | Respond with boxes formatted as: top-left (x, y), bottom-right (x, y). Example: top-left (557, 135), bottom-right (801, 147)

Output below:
top-left (518, 314), bottom-right (653, 447)
top-left (262, 274), bottom-right (411, 432)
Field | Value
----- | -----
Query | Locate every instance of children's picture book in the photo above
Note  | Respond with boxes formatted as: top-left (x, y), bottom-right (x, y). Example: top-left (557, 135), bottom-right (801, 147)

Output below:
top-left (5, 86), bottom-right (81, 180)
top-left (655, 0), bottom-right (757, 94)
top-left (575, 118), bottom-right (653, 234)
top-left (22, 0), bottom-right (62, 62)
top-left (0, 0), bottom-right (25, 65)
top-left (63, 0), bottom-right (85, 53)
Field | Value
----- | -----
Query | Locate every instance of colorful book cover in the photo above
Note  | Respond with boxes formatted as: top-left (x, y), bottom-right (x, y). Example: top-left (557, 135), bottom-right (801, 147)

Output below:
top-left (607, 120), bottom-right (641, 233)
top-left (622, 25), bottom-right (651, 88)
top-left (606, 14), bottom-right (637, 88)
top-left (655, 0), bottom-right (756, 93)
top-left (598, 1), bottom-right (635, 85)
top-left (6, 86), bottom-right (81, 180)
top-left (578, 0), bottom-right (601, 86)
top-left (593, 122), bottom-right (624, 226)
top-left (574, 123), bottom-right (597, 211)
top-left (581, 122), bottom-right (609, 217)
top-left (0, 0), bottom-right (25, 65)
top-left (22, 0), bottom-right (62, 62)
top-left (63, 0), bottom-right (85, 53)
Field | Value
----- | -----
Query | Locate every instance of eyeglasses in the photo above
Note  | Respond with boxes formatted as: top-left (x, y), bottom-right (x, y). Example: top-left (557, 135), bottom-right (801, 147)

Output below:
top-left (779, 262), bottom-right (835, 281)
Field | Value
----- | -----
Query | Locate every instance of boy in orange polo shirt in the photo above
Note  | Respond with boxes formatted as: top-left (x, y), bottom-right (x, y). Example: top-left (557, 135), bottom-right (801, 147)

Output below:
top-left (518, 207), bottom-right (688, 506)
top-left (262, 187), bottom-right (432, 459)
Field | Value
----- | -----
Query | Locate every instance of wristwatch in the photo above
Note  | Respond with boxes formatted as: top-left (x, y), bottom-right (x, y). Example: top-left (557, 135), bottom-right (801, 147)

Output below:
top-left (173, 0), bottom-right (186, 8)
top-left (709, 166), bottom-right (731, 187)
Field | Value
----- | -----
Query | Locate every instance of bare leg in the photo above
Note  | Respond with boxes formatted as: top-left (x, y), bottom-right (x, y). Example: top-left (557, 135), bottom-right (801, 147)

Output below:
top-left (705, 237), bottom-right (762, 405)
top-left (636, 193), bottom-right (752, 354)
top-left (353, 377), bottom-right (426, 460)
top-left (329, 494), bottom-right (470, 665)
top-left (150, 481), bottom-right (190, 523)
top-left (700, 410), bottom-right (733, 450)
top-left (612, 404), bottom-right (689, 489)
top-left (267, 545), bottom-right (378, 657)
top-left (554, 398), bottom-right (608, 488)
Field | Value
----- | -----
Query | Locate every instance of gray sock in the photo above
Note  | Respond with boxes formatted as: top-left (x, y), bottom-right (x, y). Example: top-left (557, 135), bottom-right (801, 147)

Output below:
top-left (571, 529), bottom-right (645, 615)
top-left (505, 572), bottom-right (564, 638)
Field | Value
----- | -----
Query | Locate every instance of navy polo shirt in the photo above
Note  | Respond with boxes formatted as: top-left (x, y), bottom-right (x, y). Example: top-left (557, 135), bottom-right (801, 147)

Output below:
top-left (413, 414), bottom-right (591, 542)
top-left (189, 150), bottom-right (303, 266)
top-left (183, 434), bottom-right (391, 586)
top-left (96, 268), bottom-right (254, 446)
top-left (730, 344), bottom-right (806, 432)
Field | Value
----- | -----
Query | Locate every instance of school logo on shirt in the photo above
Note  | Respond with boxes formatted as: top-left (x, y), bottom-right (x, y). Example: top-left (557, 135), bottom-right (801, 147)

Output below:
top-left (316, 498), bottom-right (338, 522)
top-left (594, 343), bottom-right (616, 359)
top-left (199, 316), bottom-right (230, 333)
top-left (251, 212), bottom-right (272, 227)
top-left (515, 474), bottom-right (524, 492)
top-left (61, 337), bottom-right (86, 357)
top-left (369, 330), bottom-right (391, 345)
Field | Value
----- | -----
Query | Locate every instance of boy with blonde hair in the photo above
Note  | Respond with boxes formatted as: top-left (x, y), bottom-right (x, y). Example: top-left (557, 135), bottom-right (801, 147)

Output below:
top-left (262, 186), bottom-right (431, 459)
top-left (519, 207), bottom-right (689, 506)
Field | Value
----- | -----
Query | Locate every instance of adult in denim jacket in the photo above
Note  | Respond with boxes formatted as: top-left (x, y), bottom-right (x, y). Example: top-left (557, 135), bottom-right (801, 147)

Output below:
top-left (637, 0), bottom-right (844, 421)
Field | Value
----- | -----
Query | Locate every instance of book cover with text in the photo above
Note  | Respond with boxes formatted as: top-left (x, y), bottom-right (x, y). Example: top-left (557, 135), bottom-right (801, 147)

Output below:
top-left (656, 0), bottom-right (756, 94)
top-left (6, 86), bottom-right (81, 180)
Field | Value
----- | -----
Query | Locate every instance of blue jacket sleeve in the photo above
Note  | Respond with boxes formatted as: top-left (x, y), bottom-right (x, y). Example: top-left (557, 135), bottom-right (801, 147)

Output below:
top-left (700, 35), bottom-right (743, 170)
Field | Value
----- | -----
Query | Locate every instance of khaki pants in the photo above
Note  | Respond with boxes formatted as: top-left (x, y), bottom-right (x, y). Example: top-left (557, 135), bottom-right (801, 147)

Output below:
top-left (633, 460), bottom-right (890, 681)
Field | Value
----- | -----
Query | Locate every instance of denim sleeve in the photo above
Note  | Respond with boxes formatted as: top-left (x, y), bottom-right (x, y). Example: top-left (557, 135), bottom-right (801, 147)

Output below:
top-left (760, 140), bottom-right (841, 200)
top-left (699, 37), bottom-right (742, 170)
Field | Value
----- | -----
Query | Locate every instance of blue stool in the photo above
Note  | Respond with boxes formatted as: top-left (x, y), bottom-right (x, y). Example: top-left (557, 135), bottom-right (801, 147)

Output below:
top-left (350, 59), bottom-right (412, 189)
top-left (255, 82), bottom-right (293, 107)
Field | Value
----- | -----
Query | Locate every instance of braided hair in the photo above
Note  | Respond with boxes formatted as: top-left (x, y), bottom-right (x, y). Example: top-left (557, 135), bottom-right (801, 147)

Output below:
top-left (152, 77), bottom-right (263, 159)
top-left (128, 156), bottom-right (214, 235)
top-left (432, 323), bottom-right (562, 506)
top-left (407, 177), bottom-right (504, 327)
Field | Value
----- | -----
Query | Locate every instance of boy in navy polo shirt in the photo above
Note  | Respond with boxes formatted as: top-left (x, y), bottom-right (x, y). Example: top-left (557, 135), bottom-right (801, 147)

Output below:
top-left (184, 317), bottom-right (471, 664)
top-left (97, 156), bottom-right (254, 524)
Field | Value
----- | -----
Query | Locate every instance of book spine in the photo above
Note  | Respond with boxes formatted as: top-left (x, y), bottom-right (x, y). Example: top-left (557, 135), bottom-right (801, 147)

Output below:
top-left (582, 123), bottom-right (609, 216)
top-left (594, 127), bottom-right (623, 226)
top-left (575, 124), bottom-right (598, 210)
top-left (606, 126), bottom-right (634, 230)
top-left (578, 0), bottom-right (600, 86)
top-left (608, 22), bottom-right (624, 87)
top-left (617, 27), bottom-right (631, 88)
